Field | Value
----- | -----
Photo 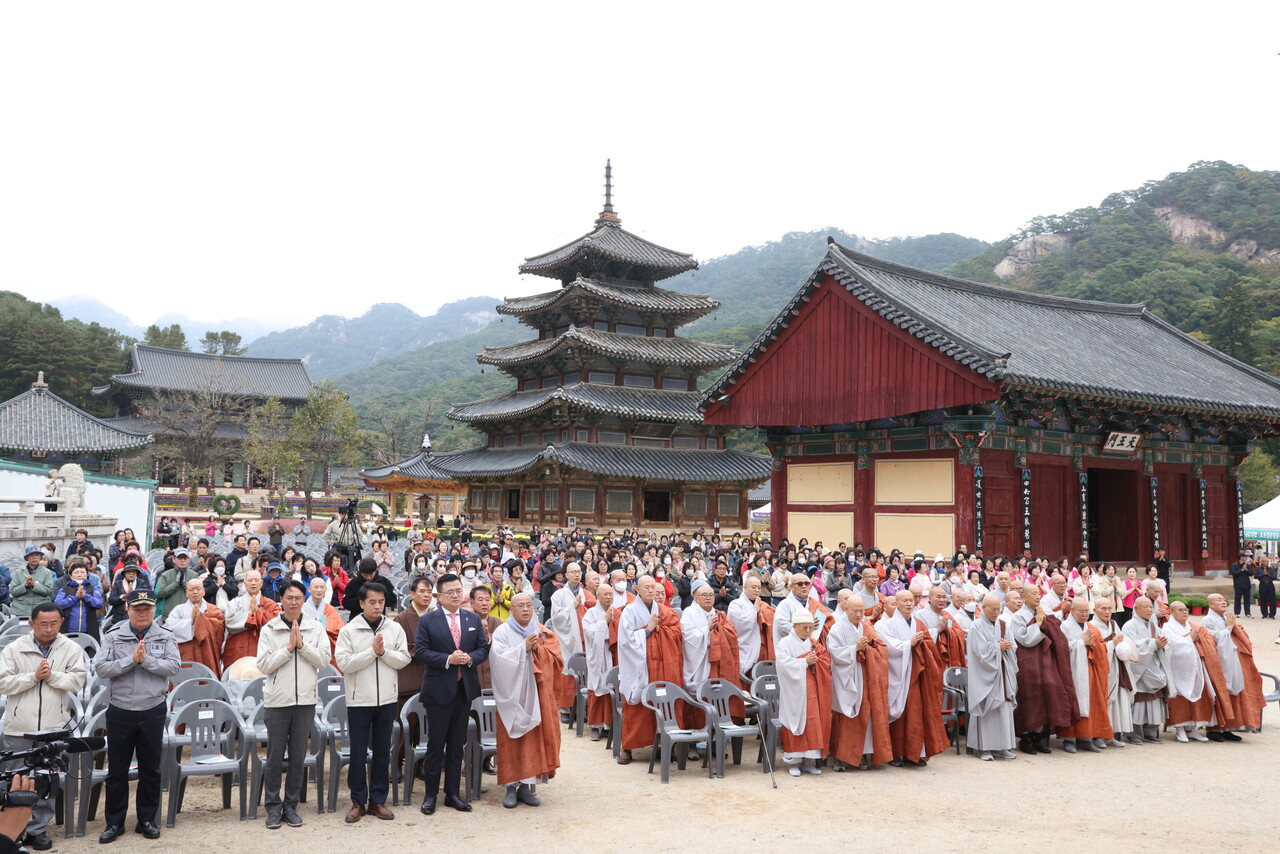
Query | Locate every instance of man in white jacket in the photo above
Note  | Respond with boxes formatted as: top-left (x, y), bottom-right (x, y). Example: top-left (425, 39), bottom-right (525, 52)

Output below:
top-left (335, 580), bottom-right (410, 823)
top-left (256, 580), bottom-right (329, 830)
top-left (0, 603), bottom-right (87, 850)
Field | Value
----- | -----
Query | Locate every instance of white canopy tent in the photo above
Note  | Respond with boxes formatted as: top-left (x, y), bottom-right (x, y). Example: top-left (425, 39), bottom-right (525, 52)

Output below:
top-left (1243, 493), bottom-right (1280, 542)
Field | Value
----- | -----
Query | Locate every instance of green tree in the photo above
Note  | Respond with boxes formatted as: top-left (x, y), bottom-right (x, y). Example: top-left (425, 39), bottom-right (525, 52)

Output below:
top-left (1207, 274), bottom-right (1261, 364)
top-left (1239, 449), bottom-right (1280, 512)
top-left (143, 323), bottom-right (189, 351)
top-left (139, 382), bottom-right (253, 506)
top-left (200, 330), bottom-right (246, 356)
top-left (247, 381), bottom-right (361, 519)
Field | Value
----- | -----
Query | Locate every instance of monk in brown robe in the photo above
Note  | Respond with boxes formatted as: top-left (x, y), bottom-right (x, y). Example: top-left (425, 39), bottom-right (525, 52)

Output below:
top-left (1202, 593), bottom-right (1265, 737)
top-left (1011, 585), bottom-right (1080, 754)
top-left (583, 583), bottom-right (622, 734)
top-left (878, 591), bottom-right (951, 766)
top-left (1164, 601), bottom-right (1231, 739)
top-left (166, 577), bottom-right (226, 676)
top-left (304, 576), bottom-right (345, 670)
top-left (1058, 598), bottom-right (1112, 751)
top-left (488, 593), bottom-right (562, 808)
top-left (828, 597), bottom-right (892, 769)
top-left (222, 570), bottom-right (280, 670)
top-left (776, 609), bottom-right (832, 775)
top-left (616, 578), bottom-right (683, 765)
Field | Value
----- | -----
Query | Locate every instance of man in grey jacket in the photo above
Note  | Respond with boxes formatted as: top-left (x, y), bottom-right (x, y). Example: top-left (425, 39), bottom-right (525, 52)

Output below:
top-left (94, 590), bottom-right (180, 844)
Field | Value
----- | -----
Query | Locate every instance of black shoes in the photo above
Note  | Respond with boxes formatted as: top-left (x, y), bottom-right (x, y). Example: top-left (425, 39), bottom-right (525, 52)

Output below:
top-left (135, 823), bottom-right (161, 840)
top-left (24, 833), bottom-right (52, 851)
top-left (503, 786), bottom-right (518, 809)
top-left (265, 811), bottom-right (282, 830)
top-left (442, 794), bottom-right (472, 812)
top-left (1222, 731), bottom-right (1243, 742)
top-left (1206, 730), bottom-right (1225, 742)
top-left (282, 808), bottom-right (303, 827)
top-left (98, 826), bottom-right (124, 845)
top-left (420, 795), bottom-right (436, 816)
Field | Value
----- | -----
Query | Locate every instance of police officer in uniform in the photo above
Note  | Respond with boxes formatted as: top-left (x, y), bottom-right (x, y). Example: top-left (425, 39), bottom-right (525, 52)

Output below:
top-left (94, 589), bottom-right (180, 843)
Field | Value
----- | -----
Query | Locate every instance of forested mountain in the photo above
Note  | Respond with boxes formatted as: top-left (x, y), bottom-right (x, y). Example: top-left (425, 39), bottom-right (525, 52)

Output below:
top-left (0, 292), bottom-right (131, 415)
top-left (246, 296), bottom-right (497, 379)
top-left (946, 161), bottom-right (1280, 371)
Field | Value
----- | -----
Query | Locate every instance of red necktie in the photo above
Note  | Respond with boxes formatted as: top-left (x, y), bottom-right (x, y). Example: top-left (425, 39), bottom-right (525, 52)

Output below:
top-left (449, 612), bottom-right (462, 680)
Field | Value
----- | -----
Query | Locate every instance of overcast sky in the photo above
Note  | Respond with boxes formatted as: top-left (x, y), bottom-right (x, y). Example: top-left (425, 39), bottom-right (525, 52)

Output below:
top-left (3, 1), bottom-right (1278, 329)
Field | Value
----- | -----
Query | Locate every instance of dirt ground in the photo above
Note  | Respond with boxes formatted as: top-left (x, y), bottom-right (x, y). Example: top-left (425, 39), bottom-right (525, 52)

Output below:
top-left (51, 619), bottom-right (1280, 854)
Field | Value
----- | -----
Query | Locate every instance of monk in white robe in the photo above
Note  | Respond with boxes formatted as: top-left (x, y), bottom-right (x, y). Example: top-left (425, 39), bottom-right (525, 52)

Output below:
top-left (853, 568), bottom-right (888, 621)
top-left (774, 609), bottom-right (831, 776)
top-left (616, 578), bottom-right (683, 765)
top-left (1058, 597), bottom-right (1112, 752)
top-left (1040, 576), bottom-right (1070, 621)
top-left (1201, 593), bottom-right (1265, 738)
top-left (1123, 596), bottom-right (1171, 743)
top-left (773, 573), bottom-right (829, 649)
top-left (945, 589), bottom-right (975, 634)
top-left (548, 562), bottom-right (587, 712)
top-left (1089, 598), bottom-right (1136, 747)
top-left (827, 597), bottom-right (892, 769)
top-left (877, 591), bottom-right (950, 765)
top-left (166, 577), bottom-right (227, 676)
top-left (581, 583), bottom-right (621, 739)
top-left (728, 576), bottom-right (773, 676)
top-left (1163, 601), bottom-right (1215, 742)
top-left (488, 593), bottom-right (562, 808)
top-left (966, 594), bottom-right (1018, 760)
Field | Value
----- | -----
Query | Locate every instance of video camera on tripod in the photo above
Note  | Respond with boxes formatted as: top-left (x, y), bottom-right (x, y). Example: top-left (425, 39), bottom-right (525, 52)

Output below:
top-left (0, 729), bottom-right (104, 807)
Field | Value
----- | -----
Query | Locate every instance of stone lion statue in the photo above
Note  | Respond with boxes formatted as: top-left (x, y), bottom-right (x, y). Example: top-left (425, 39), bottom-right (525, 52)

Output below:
top-left (57, 463), bottom-right (87, 515)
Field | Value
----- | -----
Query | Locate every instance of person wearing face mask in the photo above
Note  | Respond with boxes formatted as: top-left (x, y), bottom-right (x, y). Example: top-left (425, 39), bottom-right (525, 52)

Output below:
top-left (652, 560), bottom-right (675, 603)
top-left (945, 589), bottom-right (976, 633)
top-left (459, 561), bottom-right (486, 597)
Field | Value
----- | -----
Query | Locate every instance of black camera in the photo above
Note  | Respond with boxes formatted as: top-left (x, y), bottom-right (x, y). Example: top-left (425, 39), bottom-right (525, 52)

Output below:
top-left (0, 729), bottom-right (104, 807)
top-left (345, 498), bottom-right (359, 516)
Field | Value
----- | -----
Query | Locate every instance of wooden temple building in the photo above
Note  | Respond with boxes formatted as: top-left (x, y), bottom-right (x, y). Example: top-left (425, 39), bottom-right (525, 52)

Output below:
top-left (0, 373), bottom-right (153, 471)
top-left (361, 165), bottom-right (772, 530)
top-left (703, 238), bottom-right (1280, 575)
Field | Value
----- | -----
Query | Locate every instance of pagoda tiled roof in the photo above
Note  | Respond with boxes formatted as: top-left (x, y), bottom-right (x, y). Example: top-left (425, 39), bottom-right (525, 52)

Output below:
top-left (704, 238), bottom-right (1280, 419)
top-left (448, 383), bottom-right (703, 424)
top-left (478, 326), bottom-right (737, 370)
top-left (0, 381), bottom-right (153, 454)
top-left (361, 441), bottom-right (772, 484)
top-left (519, 222), bottom-right (697, 282)
top-left (498, 277), bottom-right (719, 321)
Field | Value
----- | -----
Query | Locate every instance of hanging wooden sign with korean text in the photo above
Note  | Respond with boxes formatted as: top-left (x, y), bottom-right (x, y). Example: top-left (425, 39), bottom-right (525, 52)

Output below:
top-left (973, 466), bottom-right (985, 553)
top-left (1102, 432), bottom-right (1141, 454)
top-left (1149, 476), bottom-right (1161, 551)
top-left (1199, 479), bottom-right (1209, 558)
top-left (1236, 480), bottom-right (1245, 551)
top-left (1078, 472), bottom-right (1089, 556)
top-left (1021, 468), bottom-right (1032, 555)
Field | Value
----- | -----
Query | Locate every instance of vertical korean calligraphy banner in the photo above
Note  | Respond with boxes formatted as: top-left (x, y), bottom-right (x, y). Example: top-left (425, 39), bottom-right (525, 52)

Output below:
top-left (973, 465), bottom-right (985, 554)
top-left (1021, 468), bottom-right (1032, 556)
top-left (1078, 472), bottom-right (1089, 557)
top-left (1199, 478), bottom-right (1209, 558)
top-left (1149, 476), bottom-right (1161, 552)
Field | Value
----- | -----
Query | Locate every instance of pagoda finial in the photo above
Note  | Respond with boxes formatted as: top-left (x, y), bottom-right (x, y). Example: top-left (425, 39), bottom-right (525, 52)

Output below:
top-left (596, 159), bottom-right (621, 225)
top-left (32, 372), bottom-right (47, 389)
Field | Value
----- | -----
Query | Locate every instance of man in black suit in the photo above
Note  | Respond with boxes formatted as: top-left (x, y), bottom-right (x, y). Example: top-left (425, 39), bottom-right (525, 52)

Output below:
top-left (414, 572), bottom-right (489, 814)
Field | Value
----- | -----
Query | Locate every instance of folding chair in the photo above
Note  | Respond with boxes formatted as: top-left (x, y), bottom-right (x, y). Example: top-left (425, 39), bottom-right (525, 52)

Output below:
top-left (465, 695), bottom-right (498, 802)
top-left (641, 682), bottom-right (714, 783)
top-left (696, 678), bottom-right (762, 777)
top-left (163, 699), bottom-right (249, 827)
top-left (397, 696), bottom-right (430, 807)
top-left (172, 660), bottom-right (218, 686)
top-left (604, 666), bottom-right (623, 758)
top-left (564, 652), bottom-right (589, 737)
top-left (749, 674), bottom-right (781, 770)
top-left (942, 666), bottom-right (968, 754)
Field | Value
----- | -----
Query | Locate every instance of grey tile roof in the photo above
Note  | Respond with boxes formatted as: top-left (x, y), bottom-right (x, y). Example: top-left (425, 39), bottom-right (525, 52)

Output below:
top-left (0, 383), bottom-right (153, 453)
top-left (361, 442), bottom-right (772, 484)
top-left (104, 415), bottom-right (250, 441)
top-left (98, 345), bottom-right (314, 400)
top-left (448, 382), bottom-right (704, 424)
top-left (519, 223), bottom-right (698, 282)
top-left (478, 325), bottom-right (738, 369)
top-left (498, 277), bottom-right (719, 320)
top-left (705, 238), bottom-right (1280, 419)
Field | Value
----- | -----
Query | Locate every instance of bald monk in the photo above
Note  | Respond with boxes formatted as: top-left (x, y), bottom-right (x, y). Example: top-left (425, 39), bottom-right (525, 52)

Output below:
top-left (582, 570), bottom-right (600, 610)
top-left (1058, 597), bottom-right (1112, 752)
top-left (1040, 575), bottom-right (1071, 621)
top-left (1011, 584), bottom-right (1079, 754)
top-left (1163, 601), bottom-right (1222, 743)
top-left (775, 609), bottom-right (832, 776)
top-left (827, 597), bottom-right (892, 770)
top-left (966, 594), bottom-right (1018, 760)
top-left (681, 580), bottom-right (742, 723)
top-left (1089, 598), bottom-right (1135, 747)
top-left (616, 577), bottom-right (683, 765)
top-left (488, 593), bottom-right (563, 808)
top-left (728, 576), bottom-right (775, 676)
top-left (222, 570), bottom-right (280, 669)
top-left (853, 567), bottom-right (889, 621)
top-left (1123, 596), bottom-right (1171, 743)
top-left (166, 577), bottom-right (227, 676)
top-left (917, 586), bottom-right (966, 668)
top-left (581, 583), bottom-right (622, 740)
top-left (1201, 593), bottom-right (1265, 738)
top-left (877, 591), bottom-right (950, 767)
top-left (548, 562), bottom-right (588, 713)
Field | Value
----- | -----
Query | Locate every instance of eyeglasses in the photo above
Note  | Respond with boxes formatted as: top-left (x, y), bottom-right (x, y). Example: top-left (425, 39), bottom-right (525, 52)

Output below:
top-left (792, 580), bottom-right (811, 587)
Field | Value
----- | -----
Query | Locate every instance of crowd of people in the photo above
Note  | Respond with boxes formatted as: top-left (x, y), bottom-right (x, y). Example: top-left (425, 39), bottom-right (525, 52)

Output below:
top-left (0, 513), bottom-right (1272, 849)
